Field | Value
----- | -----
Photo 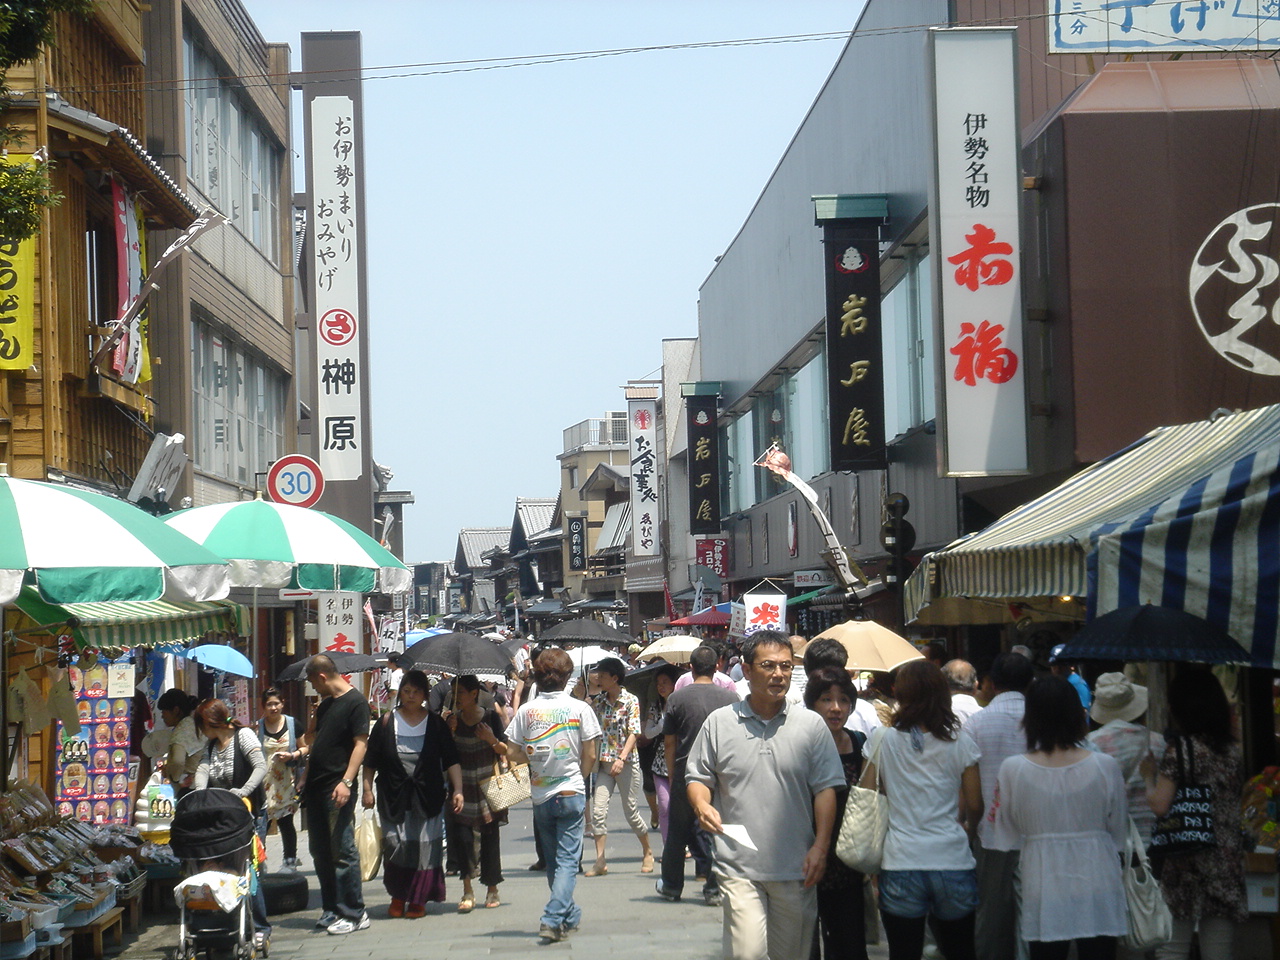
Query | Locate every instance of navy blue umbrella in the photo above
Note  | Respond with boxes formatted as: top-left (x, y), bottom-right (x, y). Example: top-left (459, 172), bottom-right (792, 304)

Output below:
top-left (1057, 605), bottom-right (1251, 664)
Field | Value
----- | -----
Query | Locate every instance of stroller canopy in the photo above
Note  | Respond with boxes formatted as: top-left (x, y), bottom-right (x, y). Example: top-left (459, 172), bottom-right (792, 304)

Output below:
top-left (171, 788), bottom-right (255, 860)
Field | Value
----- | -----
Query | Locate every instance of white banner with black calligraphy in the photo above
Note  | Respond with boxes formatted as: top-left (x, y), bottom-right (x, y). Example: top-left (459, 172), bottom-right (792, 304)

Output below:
top-left (311, 96), bottom-right (364, 481)
top-left (628, 399), bottom-right (659, 557)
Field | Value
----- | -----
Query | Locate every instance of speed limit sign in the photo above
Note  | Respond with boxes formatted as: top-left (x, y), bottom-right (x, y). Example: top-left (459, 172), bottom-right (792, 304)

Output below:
top-left (266, 454), bottom-right (325, 508)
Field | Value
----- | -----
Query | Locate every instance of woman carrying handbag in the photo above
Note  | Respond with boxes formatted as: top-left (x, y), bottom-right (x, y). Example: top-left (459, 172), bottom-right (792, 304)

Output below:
top-left (446, 674), bottom-right (510, 912)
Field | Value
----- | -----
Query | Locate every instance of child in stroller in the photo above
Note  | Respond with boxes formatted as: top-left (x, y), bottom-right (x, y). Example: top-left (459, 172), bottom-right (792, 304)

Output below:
top-left (170, 788), bottom-right (265, 960)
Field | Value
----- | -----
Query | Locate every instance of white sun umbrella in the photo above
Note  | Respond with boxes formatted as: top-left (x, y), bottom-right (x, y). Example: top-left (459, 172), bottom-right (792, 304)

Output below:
top-left (0, 472), bottom-right (230, 605)
top-left (564, 645), bottom-right (617, 672)
top-left (636, 634), bottom-right (703, 665)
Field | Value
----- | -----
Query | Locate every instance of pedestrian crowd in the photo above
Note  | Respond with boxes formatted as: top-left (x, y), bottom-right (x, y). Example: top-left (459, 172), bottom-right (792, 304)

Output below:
top-left (153, 631), bottom-right (1248, 960)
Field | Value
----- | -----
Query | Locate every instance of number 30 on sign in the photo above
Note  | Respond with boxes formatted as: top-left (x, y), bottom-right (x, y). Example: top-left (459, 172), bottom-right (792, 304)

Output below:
top-left (266, 454), bottom-right (325, 508)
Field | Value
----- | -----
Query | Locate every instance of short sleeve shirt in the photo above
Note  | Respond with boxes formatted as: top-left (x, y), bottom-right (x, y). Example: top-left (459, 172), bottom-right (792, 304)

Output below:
top-left (306, 688), bottom-right (371, 796)
top-left (868, 725), bottom-right (981, 871)
top-left (686, 699), bottom-right (845, 881)
top-left (663, 682), bottom-right (740, 786)
top-left (506, 690), bottom-right (602, 803)
top-left (591, 689), bottom-right (641, 763)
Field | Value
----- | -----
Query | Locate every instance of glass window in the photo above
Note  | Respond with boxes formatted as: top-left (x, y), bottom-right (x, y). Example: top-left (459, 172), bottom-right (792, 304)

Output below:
top-left (191, 316), bottom-right (287, 485)
top-left (184, 33), bottom-right (282, 262)
top-left (882, 248), bottom-right (936, 440)
top-left (728, 408), bottom-right (755, 513)
top-left (781, 347), bottom-right (828, 481)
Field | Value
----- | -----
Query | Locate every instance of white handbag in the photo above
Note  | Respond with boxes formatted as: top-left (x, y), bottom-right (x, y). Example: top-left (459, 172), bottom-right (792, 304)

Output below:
top-left (1122, 817), bottom-right (1173, 950)
top-left (835, 729), bottom-right (888, 874)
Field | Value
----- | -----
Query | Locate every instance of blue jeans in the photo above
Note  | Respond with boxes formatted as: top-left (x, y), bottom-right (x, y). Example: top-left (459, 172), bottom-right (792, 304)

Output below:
top-left (879, 868), bottom-right (979, 920)
top-left (305, 790), bottom-right (364, 920)
top-left (532, 793), bottom-right (586, 930)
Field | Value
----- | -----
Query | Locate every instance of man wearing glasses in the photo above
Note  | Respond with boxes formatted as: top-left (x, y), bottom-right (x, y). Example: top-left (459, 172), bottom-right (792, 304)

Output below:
top-left (686, 630), bottom-right (845, 960)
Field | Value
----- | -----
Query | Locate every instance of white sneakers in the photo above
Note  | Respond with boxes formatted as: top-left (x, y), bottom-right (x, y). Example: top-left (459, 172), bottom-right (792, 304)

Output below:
top-left (326, 912), bottom-right (370, 935)
top-left (278, 858), bottom-right (301, 874)
top-left (314, 911), bottom-right (337, 929)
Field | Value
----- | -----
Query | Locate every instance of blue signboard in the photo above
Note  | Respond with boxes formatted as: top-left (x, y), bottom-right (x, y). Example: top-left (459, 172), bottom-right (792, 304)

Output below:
top-left (1050, 0), bottom-right (1280, 53)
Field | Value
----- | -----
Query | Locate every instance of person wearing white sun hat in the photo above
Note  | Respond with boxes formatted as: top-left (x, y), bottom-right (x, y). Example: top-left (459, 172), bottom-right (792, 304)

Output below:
top-left (1086, 672), bottom-right (1166, 846)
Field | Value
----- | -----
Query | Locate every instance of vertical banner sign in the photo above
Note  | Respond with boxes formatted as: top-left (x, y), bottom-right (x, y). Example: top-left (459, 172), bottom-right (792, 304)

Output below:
top-left (318, 591), bottom-right (363, 657)
top-left (110, 178), bottom-right (144, 383)
top-left (686, 395), bottom-right (722, 535)
top-left (0, 156), bottom-right (36, 370)
top-left (743, 591), bottom-right (786, 636)
top-left (628, 399), bottom-right (659, 556)
top-left (567, 516), bottom-right (588, 573)
top-left (822, 221), bottom-right (886, 471)
top-left (930, 28), bottom-right (1028, 476)
top-left (311, 96), bottom-right (364, 481)
top-left (695, 537), bottom-right (729, 579)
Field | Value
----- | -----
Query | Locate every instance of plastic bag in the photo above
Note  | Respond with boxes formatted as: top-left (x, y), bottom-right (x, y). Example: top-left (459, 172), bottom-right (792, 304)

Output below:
top-left (355, 809), bottom-right (382, 882)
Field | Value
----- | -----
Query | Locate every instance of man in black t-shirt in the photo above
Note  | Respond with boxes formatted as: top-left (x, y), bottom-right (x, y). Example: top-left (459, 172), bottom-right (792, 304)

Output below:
top-left (656, 644), bottom-right (739, 906)
top-left (302, 655), bottom-right (371, 935)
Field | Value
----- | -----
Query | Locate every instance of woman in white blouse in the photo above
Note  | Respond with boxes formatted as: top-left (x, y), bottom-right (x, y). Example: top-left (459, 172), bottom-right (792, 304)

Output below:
top-left (990, 676), bottom-right (1128, 960)
top-left (860, 660), bottom-right (983, 960)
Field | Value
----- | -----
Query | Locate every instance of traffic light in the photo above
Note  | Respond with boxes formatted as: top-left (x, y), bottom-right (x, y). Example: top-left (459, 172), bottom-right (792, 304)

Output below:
top-left (881, 493), bottom-right (915, 628)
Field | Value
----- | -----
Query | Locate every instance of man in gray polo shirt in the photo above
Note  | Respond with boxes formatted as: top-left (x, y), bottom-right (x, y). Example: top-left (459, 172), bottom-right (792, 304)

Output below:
top-left (686, 629), bottom-right (844, 960)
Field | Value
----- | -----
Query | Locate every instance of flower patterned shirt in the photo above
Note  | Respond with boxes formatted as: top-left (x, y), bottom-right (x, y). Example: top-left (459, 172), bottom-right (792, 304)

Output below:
top-left (591, 689), bottom-right (641, 764)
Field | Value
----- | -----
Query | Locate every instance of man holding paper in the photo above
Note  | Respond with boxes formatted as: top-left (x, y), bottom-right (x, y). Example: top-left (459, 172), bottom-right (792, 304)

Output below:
top-left (686, 630), bottom-right (845, 960)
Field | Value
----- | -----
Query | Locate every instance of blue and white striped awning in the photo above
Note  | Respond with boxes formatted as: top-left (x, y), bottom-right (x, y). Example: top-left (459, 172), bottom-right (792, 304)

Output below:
top-left (906, 405), bottom-right (1280, 663)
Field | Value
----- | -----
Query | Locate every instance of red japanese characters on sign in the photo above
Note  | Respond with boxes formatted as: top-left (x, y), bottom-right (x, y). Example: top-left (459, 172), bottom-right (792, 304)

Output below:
top-left (319, 307), bottom-right (357, 347)
top-left (950, 320), bottom-right (1018, 386)
top-left (946, 223), bottom-right (1013, 291)
top-left (750, 602), bottom-right (780, 625)
top-left (742, 591), bottom-right (786, 635)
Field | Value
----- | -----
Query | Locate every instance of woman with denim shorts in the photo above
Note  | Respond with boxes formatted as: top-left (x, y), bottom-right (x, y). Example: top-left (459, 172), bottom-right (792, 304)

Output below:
top-left (859, 660), bottom-right (982, 960)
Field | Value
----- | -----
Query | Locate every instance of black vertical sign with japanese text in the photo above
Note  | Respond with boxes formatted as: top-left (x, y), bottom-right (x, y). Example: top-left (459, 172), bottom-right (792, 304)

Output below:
top-left (567, 516), bottom-right (587, 572)
top-left (822, 222), bottom-right (886, 471)
top-left (686, 395), bottom-right (722, 535)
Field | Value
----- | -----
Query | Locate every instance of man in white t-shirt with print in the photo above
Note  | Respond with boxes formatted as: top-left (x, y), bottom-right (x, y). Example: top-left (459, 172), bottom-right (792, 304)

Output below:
top-left (506, 647), bottom-right (601, 944)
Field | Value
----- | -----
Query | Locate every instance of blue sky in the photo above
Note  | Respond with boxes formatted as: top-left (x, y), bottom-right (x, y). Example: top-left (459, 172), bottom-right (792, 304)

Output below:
top-left (239, 0), bottom-right (868, 562)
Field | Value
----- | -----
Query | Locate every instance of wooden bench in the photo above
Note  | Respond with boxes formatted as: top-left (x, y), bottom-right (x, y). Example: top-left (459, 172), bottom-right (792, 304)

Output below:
top-left (70, 906), bottom-right (124, 960)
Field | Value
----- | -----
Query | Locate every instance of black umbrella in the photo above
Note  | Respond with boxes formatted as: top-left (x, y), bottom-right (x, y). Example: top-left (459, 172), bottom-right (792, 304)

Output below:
top-left (540, 617), bottom-right (631, 646)
top-left (277, 650), bottom-right (380, 682)
top-left (1056, 605), bottom-right (1252, 664)
top-left (399, 631), bottom-right (513, 677)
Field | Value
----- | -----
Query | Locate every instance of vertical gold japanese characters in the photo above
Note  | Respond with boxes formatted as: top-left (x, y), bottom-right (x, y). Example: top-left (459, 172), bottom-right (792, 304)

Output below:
top-left (686, 395), bottom-right (722, 536)
top-left (311, 96), bottom-right (364, 481)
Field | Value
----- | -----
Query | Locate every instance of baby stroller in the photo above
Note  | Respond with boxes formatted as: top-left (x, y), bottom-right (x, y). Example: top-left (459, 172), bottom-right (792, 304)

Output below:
top-left (170, 789), bottom-right (263, 960)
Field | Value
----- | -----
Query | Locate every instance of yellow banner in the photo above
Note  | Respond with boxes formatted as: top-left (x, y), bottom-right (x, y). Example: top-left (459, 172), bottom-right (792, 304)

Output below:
top-left (0, 154), bottom-right (37, 371)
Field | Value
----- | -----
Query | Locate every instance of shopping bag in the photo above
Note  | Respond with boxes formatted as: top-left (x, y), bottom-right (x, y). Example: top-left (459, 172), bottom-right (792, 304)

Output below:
top-left (481, 762), bottom-right (532, 812)
top-left (355, 809), bottom-right (382, 882)
top-left (1149, 736), bottom-right (1214, 870)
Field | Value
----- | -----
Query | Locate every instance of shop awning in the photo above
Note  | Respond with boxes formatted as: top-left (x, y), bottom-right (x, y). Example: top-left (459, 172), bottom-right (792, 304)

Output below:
top-left (523, 599), bottom-right (566, 617)
top-left (11, 585), bottom-right (243, 651)
top-left (905, 405), bottom-right (1280, 664)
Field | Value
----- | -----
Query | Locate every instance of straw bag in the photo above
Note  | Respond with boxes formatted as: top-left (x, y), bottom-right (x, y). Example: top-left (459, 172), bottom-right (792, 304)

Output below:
top-left (481, 762), bottom-right (531, 812)
top-left (835, 729), bottom-right (887, 874)
top-left (1122, 817), bottom-right (1173, 950)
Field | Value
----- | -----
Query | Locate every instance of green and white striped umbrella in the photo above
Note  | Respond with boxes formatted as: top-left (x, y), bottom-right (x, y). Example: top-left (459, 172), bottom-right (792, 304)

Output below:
top-left (164, 498), bottom-right (412, 594)
top-left (0, 474), bottom-right (230, 605)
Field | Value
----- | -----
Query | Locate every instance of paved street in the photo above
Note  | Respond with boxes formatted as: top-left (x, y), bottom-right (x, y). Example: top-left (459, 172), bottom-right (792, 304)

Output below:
top-left (119, 799), bottom-right (888, 959)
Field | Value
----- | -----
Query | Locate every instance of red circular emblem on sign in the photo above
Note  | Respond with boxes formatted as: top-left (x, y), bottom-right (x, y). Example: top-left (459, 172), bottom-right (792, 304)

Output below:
top-left (319, 308), bottom-right (357, 347)
top-left (266, 454), bottom-right (325, 508)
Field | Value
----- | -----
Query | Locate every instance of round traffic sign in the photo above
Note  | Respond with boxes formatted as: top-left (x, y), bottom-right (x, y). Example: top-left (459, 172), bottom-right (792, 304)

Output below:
top-left (266, 454), bottom-right (325, 508)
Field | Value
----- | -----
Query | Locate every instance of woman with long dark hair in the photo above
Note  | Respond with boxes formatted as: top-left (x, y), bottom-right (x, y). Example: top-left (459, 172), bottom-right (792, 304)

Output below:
top-left (805, 666), bottom-right (868, 960)
top-left (990, 677), bottom-right (1128, 960)
top-left (1143, 668), bottom-right (1246, 960)
top-left (860, 660), bottom-right (981, 960)
top-left (362, 669), bottom-right (463, 919)
top-left (446, 674), bottom-right (509, 912)
top-left (191, 698), bottom-right (271, 950)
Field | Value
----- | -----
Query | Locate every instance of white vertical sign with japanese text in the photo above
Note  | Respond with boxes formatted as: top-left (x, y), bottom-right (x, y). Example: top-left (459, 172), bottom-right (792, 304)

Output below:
top-left (317, 591), bottom-right (363, 656)
top-left (311, 96), bottom-right (364, 481)
top-left (929, 28), bottom-right (1028, 476)
top-left (628, 399), bottom-right (659, 556)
